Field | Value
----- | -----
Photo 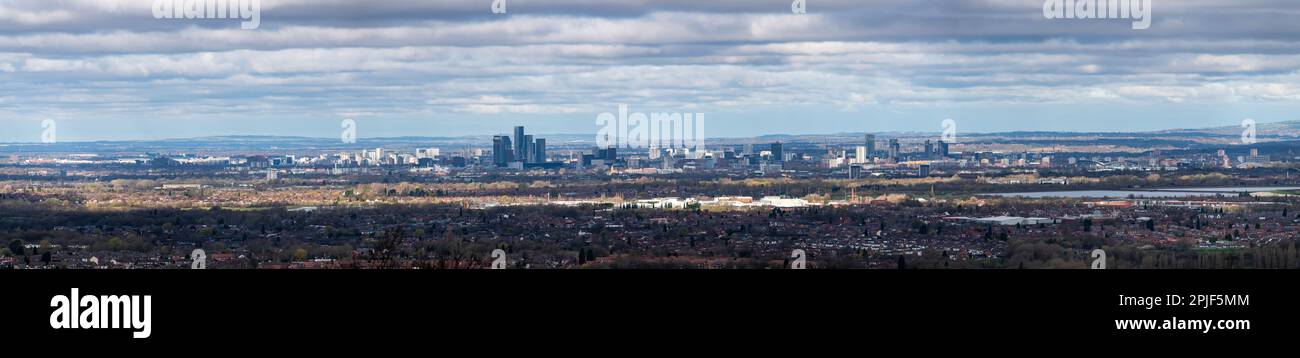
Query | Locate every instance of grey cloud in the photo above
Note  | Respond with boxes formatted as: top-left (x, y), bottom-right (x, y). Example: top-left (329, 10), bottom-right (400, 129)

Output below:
top-left (0, 0), bottom-right (1297, 132)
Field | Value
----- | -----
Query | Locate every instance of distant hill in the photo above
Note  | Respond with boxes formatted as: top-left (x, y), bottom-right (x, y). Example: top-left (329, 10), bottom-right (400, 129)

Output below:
top-left (6, 120), bottom-right (1300, 153)
top-left (1157, 120), bottom-right (1300, 138)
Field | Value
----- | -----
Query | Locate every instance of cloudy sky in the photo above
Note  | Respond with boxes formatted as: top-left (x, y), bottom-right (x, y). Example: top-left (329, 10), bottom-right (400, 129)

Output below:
top-left (1, 0), bottom-right (1299, 141)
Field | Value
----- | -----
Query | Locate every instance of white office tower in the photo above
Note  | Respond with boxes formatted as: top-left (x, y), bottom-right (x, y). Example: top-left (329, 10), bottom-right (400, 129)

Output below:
top-left (856, 146), bottom-right (868, 164)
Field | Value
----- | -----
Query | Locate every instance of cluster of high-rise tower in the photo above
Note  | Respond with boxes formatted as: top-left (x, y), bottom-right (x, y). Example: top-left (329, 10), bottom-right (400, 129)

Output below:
top-left (492, 126), bottom-right (549, 168)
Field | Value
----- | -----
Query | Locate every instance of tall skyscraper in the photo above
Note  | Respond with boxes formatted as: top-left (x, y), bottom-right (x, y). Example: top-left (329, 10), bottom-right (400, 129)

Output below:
top-left (924, 140), bottom-right (934, 157)
top-left (865, 134), bottom-right (876, 156)
top-left (888, 139), bottom-right (900, 160)
top-left (523, 134), bottom-right (534, 163)
top-left (937, 140), bottom-right (950, 157)
top-left (491, 136), bottom-right (501, 166)
top-left (771, 142), bottom-right (784, 162)
top-left (534, 138), bottom-right (546, 163)
top-left (513, 126), bottom-right (526, 163)
top-left (492, 135), bottom-right (508, 166)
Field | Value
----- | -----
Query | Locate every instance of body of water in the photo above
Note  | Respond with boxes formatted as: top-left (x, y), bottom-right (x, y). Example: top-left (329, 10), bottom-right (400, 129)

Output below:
top-left (989, 187), bottom-right (1300, 199)
top-left (1150, 187), bottom-right (1300, 193)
